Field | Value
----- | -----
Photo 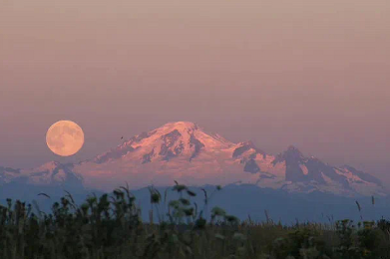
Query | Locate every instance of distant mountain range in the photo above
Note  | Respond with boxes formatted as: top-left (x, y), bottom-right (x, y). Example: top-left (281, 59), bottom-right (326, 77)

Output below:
top-left (0, 121), bottom-right (386, 197)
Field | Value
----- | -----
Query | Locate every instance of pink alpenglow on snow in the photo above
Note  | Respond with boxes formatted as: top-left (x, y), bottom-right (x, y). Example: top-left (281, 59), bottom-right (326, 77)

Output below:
top-left (1, 121), bottom-right (385, 198)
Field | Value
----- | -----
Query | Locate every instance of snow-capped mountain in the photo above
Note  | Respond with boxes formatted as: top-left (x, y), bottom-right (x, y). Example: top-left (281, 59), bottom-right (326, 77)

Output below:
top-left (0, 166), bottom-right (20, 185)
top-left (0, 161), bottom-right (83, 188)
top-left (0, 121), bottom-right (386, 197)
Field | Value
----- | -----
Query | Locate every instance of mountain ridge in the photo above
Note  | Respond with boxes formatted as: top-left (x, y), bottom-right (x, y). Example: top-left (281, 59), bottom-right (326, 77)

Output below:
top-left (0, 121), bottom-right (386, 197)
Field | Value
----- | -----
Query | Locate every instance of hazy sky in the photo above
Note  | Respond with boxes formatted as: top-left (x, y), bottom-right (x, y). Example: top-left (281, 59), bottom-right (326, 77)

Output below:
top-left (1, 0), bottom-right (390, 182)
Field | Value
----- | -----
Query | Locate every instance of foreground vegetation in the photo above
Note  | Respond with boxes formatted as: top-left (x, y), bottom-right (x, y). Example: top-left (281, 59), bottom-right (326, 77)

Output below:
top-left (1, 183), bottom-right (390, 259)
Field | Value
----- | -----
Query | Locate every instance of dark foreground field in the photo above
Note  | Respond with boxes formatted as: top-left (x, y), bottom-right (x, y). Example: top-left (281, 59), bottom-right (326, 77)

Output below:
top-left (1, 184), bottom-right (390, 259)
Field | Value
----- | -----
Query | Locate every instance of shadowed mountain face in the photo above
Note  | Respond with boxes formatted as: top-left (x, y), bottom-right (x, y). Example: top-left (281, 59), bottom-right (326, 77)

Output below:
top-left (272, 146), bottom-right (351, 188)
top-left (0, 121), bottom-right (386, 197)
top-left (274, 146), bottom-right (308, 182)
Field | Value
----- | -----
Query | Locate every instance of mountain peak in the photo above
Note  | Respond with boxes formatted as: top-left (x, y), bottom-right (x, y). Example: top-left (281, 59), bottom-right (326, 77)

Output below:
top-left (162, 121), bottom-right (199, 129)
top-left (4, 121), bottom-right (383, 197)
top-left (286, 145), bottom-right (301, 152)
top-left (284, 145), bottom-right (304, 159)
top-left (35, 161), bottom-right (62, 172)
top-left (158, 121), bottom-right (200, 136)
top-left (93, 121), bottom-right (234, 164)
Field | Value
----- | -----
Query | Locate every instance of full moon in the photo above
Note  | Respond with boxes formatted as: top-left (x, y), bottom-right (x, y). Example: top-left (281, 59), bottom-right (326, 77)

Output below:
top-left (46, 120), bottom-right (85, 157)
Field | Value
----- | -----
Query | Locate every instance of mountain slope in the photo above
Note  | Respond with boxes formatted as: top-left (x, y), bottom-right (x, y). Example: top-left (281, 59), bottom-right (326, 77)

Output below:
top-left (0, 161), bottom-right (83, 188)
top-left (73, 121), bottom-right (385, 196)
top-left (0, 121), bottom-right (386, 197)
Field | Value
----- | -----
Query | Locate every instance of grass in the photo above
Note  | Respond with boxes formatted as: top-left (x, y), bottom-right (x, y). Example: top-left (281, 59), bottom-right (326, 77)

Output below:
top-left (1, 183), bottom-right (390, 259)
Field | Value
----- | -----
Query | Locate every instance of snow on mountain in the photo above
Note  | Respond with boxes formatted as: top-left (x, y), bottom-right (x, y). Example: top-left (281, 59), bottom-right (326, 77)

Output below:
top-left (0, 167), bottom-right (20, 185)
top-left (75, 121), bottom-right (252, 190)
top-left (0, 161), bottom-right (83, 187)
top-left (0, 121), bottom-right (386, 197)
top-left (22, 161), bottom-right (83, 186)
top-left (93, 121), bottom-right (234, 164)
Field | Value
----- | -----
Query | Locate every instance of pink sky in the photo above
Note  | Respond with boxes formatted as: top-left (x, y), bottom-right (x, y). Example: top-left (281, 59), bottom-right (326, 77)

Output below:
top-left (1, 0), bottom-right (390, 182)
